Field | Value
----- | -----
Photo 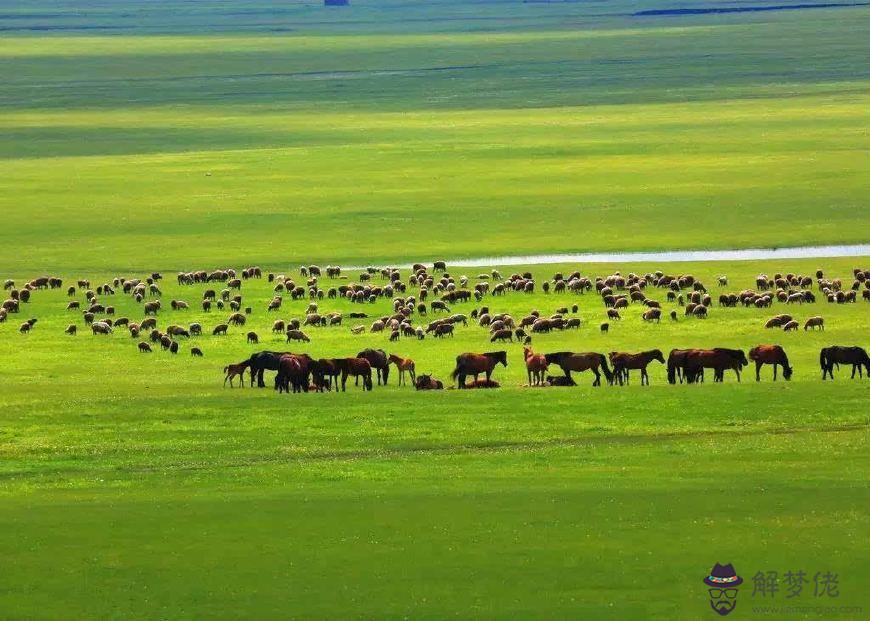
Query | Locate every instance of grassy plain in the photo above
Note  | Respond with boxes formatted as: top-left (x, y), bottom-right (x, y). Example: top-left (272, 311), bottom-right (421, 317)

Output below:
top-left (1, 0), bottom-right (869, 617)
top-left (1, 257), bottom-right (869, 618)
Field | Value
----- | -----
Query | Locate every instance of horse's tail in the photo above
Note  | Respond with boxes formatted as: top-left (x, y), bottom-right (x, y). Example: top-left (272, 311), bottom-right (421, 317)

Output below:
top-left (450, 362), bottom-right (462, 380)
top-left (598, 354), bottom-right (613, 383)
top-left (667, 356), bottom-right (678, 385)
top-left (223, 365), bottom-right (229, 373)
top-left (819, 348), bottom-right (828, 373)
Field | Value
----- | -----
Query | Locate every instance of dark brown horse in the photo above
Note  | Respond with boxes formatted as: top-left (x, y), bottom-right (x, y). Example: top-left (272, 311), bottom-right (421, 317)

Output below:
top-left (683, 348), bottom-right (748, 383)
top-left (451, 351), bottom-right (507, 388)
top-left (748, 345), bottom-right (793, 381)
top-left (667, 349), bottom-right (703, 384)
top-left (415, 374), bottom-right (444, 390)
top-left (357, 348), bottom-right (390, 385)
top-left (820, 346), bottom-right (870, 380)
top-left (609, 349), bottom-right (665, 386)
top-left (275, 354), bottom-right (313, 393)
top-left (334, 357), bottom-right (373, 391)
top-left (544, 351), bottom-right (612, 386)
top-left (311, 358), bottom-right (341, 392)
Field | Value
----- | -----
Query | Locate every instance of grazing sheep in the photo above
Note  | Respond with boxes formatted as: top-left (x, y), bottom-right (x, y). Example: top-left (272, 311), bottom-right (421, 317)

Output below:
top-left (600, 322), bottom-right (609, 333)
top-left (138, 342), bottom-right (152, 353)
top-left (669, 310), bottom-right (678, 321)
top-left (246, 331), bottom-right (259, 344)
top-left (434, 324), bottom-right (454, 338)
top-left (804, 316), bottom-right (824, 331)
top-left (65, 324), bottom-right (77, 335)
top-left (490, 328), bottom-right (513, 343)
top-left (190, 347), bottom-right (203, 357)
top-left (351, 325), bottom-right (366, 335)
top-left (783, 320), bottom-right (799, 331)
top-left (91, 321), bottom-right (113, 335)
top-left (67, 301), bottom-right (80, 310)
top-left (212, 324), bottom-right (228, 336)
top-left (286, 329), bottom-right (311, 343)
top-left (189, 323), bottom-right (202, 336)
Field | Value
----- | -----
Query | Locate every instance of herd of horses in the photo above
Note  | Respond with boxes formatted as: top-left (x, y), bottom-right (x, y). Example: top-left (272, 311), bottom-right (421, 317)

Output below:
top-left (222, 343), bottom-right (870, 393)
top-left (3, 262), bottom-right (869, 392)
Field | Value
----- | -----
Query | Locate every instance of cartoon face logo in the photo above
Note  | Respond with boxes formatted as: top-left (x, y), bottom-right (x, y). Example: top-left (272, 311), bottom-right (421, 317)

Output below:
top-left (704, 563), bottom-right (743, 616)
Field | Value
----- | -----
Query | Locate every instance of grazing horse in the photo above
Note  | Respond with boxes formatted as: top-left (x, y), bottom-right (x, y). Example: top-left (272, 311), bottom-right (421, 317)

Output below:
top-left (223, 361), bottom-right (249, 387)
top-left (415, 374), bottom-right (444, 390)
top-left (247, 350), bottom-right (294, 387)
top-left (334, 357), bottom-right (373, 391)
top-left (666, 349), bottom-right (700, 385)
top-left (357, 349), bottom-right (390, 385)
top-left (609, 349), bottom-right (665, 386)
top-left (523, 347), bottom-right (548, 386)
top-left (311, 358), bottom-right (341, 392)
top-left (275, 354), bottom-right (312, 393)
top-left (684, 348), bottom-right (748, 383)
top-left (451, 351), bottom-right (508, 388)
top-left (748, 345), bottom-right (793, 381)
top-left (387, 354), bottom-right (416, 386)
top-left (820, 346), bottom-right (870, 380)
top-left (544, 351), bottom-right (612, 386)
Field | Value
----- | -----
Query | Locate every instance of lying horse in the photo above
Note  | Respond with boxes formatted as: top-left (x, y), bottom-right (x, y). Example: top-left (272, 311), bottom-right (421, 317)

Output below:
top-left (820, 346), bottom-right (870, 380)
top-left (748, 345), bottom-right (793, 381)
top-left (451, 351), bottom-right (507, 388)
top-left (415, 374), bottom-right (444, 390)
top-left (544, 351), bottom-right (612, 387)
top-left (609, 349), bottom-right (665, 386)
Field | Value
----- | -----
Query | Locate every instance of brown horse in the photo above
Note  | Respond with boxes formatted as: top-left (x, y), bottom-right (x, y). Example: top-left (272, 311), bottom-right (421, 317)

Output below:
top-left (311, 358), bottom-right (341, 392)
top-left (223, 361), bottom-right (249, 387)
top-left (667, 349), bottom-right (704, 384)
top-left (415, 374), bottom-right (444, 390)
top-left (523, 346), bottom-right (548, 386)
top-left (748, 345), bottom-right (793, 381)
top-left (357, 348), bottom-right (390, 385)
top-left (451, 351), bottom-right (508, 388)
top-left (544, 351), bottom-right (612, 386)
top-left (609, 349), bottom-right (665, 386)
top-left (275, 354), bottom-right (312, 393)
top-left (820, 346), bottom-right (870, 380)
top-left (684, 348), bottom-right (748, 383)
top-left (388, 354), bottom-right (416, 386)
top-left (334, 357), bottom-right (373, 391)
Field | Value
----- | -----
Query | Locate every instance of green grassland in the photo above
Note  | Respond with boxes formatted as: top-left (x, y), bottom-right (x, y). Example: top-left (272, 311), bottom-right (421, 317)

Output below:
top-left (1, 257), bottom-right (869, 618)
top-left (2, 0), bottom-right (870, 618)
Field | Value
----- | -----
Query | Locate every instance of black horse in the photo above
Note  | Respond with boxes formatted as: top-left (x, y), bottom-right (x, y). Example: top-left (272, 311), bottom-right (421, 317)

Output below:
top-left (820, 346), bottom-right (870, 380)
top-left (247, 350), bottom-right (295, 387)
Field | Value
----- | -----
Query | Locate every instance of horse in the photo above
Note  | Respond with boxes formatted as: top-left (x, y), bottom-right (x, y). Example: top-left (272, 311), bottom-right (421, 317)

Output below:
top-left (388, 354), bottom-right (416, 386)
top-left (683, 348), bottom-right (748, 383)
top-left (748, 345), bottom-right (793, 381)
top-left (667, 349), bottom-right (698, 384)
top-left (311, 358), bottom-right (340, 392)
top-left (544, 351), bottom-right (612, 386)
top-left (609, 349), bottom-right (665, 386)
top-left (223, 361), bottom-right (249, 387)
top-left (415, 374), bottom-right (444, 390)
top-left (464, 378), bottom-right (500, 389)
top-left (357, 349), bottom-right (390, 385)
top-left (246, 350), bottom-right (294, 387)
top-left (820, 346), bottom-right (870, 380)
top-left (334, 357), bottom-right (373, 391)
top-left (275, 354), bottom-right (312, 394)
top-left (451, 351), bottom-right (508, 388)
top-left (523, 347), bottom-right (548, 386)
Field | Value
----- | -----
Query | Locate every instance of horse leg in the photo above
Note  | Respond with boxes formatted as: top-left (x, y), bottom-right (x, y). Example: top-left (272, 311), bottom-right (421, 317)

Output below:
top-left (773, 364), bottom-right (778, 381)
top-left (641, 368), bottom-right (648, 386)
top-left (527, 369), bottom-right (532, 385)
top-left (341, 371), bottom-right (348, 392)
top-left (409, 367), bottom-right (416, 384)
top-left (258, 368), bottom-right (265, 388)
top-left (592, 368), bottom-right (600, 387)
top-left (755, 361), bottom-right (762, 382)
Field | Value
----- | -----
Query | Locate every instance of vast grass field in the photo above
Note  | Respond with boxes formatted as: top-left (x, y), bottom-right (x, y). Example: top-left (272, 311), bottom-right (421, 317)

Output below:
top-left (2, 0), bottom-right (869, 618)
top-left (2, 257), bottom-right (869, 618)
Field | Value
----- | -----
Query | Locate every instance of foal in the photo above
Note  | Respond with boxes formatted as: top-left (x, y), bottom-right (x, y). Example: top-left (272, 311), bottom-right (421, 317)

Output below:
top-left (387, 354), bottom-right (416, 386)
top-left (223, 361), bottom-right (249, 387)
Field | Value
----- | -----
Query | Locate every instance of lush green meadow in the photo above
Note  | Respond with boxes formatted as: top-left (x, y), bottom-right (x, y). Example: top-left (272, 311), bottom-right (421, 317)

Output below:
top-left (1, 257), bottom-right (869, 618)
top-left (2, 0), bottom-right (870, 618)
